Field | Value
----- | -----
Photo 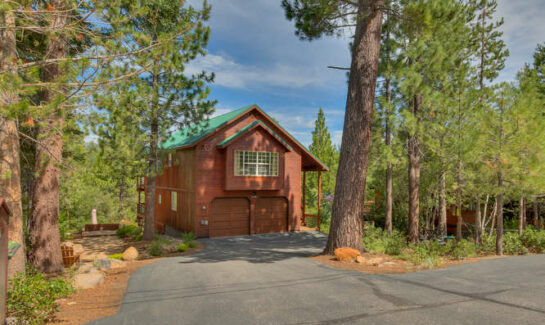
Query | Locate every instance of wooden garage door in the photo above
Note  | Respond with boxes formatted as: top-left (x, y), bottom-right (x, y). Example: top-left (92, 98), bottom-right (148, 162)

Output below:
top-left (255, 197), bottom-right (288, 234)
top-left (210, 198), bottom-right (250, 237)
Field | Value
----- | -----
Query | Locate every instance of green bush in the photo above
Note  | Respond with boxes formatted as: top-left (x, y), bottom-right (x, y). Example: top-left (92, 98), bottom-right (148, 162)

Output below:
top-left (503, 232), bottom-right (528, 255)
top-left (362, 225), bottom-right (404, 255)
top-left (177, 244), bottom-right (189, 252)
top-left (153, 234), bottom-right (173, 245)
top-left (135, 234), bottom-right (143, 242)
top-left (8, 269), bottom-right (74, 325)
top-left (187, 241), bottom-right (197, 248)
top-left (520, 227), bottom-right (545, 253)
top-left (108, 253), bottom-right (123, 260)
top-left (400, 241), bottom-right (443, 267)
top-left (181, 232), bottom-right (196, 244)
top-left (116, 225), bottom-right (142, 238)
top-left (444, 239), bottom-right (476, 260)
top-left (148, 241), bottom-right (163, 256)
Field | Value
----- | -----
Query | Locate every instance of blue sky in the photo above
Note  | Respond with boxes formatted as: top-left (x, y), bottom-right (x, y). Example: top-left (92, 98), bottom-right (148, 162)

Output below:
top-left (186, 0), bottom-right (545, 146)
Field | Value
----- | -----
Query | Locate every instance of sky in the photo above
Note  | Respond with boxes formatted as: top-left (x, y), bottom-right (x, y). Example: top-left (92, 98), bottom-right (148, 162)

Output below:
top-left (186, 0), bottom-right (545, 146)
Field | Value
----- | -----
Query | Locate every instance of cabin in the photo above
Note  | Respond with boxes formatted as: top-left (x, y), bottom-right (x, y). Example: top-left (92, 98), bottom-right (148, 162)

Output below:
top-left (136, 104), bottom-right (328, 238)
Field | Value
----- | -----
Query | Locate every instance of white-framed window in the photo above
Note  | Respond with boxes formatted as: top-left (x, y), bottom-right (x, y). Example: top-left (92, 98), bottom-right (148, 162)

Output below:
top-left (158, 194), bottom-right (162, 205)
top-left (234, 151), bottom-right (279, 176)
top-left (171, 192), bottom-right (177, 211)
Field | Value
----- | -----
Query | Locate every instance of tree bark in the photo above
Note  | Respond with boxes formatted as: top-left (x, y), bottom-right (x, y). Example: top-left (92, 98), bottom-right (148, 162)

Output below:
top-left (407, 94), bottom-right (422, 243)
top-left (384, 77), bottom-right (393, 235)
top-left (28, 0), bottom-right (69, 274)
top-left (0, 8), bottom-right (26, 277)
top-left (456, 92), bottom-right (463, 241)
top-left (533, 197), bottom-right (539, 228)
top-left (324, 0), bottom-right (384, 254)
top-left (518, 197), bottom-right (525, 235)
top-left (496, 188), bottom-right (503, 255)
top-left (475, 195), bottom-right (482, 245)
top-left (438, 171), bottom-right (447, 236)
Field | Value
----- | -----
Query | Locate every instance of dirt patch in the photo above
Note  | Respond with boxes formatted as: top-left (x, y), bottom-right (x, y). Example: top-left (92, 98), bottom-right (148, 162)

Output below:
top-left (310, 253), bottom-right (503, 274)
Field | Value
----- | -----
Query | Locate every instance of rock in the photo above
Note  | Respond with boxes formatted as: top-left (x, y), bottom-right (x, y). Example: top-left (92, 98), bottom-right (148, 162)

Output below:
top-left (96, 252), bottom-right (108, 260)
top-left (122, 246), bottom-right (139, 261)
top-left (366, 257), bottom-right (384, 266)
top-left (74, 270), bottom-right (104, 289)
top-left (94, 258), bottom-right (112, 270)
top-left (110, 259), bottom-right (127, 269)
top-left (355, 255), bottom-right (365, 264)
top-left (73, 244), bottom-right (84, 255)
top-left (78, 263), bottom-right (96, 274)
top-left (81, 252), bottom-right (96, 262)
top-left (334, 247), bottom-right (361, 262)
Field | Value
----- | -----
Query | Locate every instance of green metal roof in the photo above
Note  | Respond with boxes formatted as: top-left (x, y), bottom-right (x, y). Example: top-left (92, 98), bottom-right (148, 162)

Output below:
top-left (160, 104), bottom-right (255, 149)
top-left (216, 120), bottom-right (294, 151)
top-left (160, 104), bottom-right (328, 171)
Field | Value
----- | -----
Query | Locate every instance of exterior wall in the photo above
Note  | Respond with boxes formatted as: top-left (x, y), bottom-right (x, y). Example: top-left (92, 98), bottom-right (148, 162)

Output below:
top-left (153, 148), bottom-right (196, 233)
top-left (194, 110), bottom-right (303, 238)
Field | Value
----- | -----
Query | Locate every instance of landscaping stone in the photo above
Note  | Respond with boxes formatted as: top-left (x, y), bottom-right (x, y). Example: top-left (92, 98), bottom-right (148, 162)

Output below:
top-left (74, 269), bottom-right (104, 289)
top-left (122, 246), bottom-right (139, 261)
top-left (78, 263), bottom-right (96, 274)
top-left (96, 252), bottom-right (109, 260)
top-left (110, 259), bottom-right (127, 269)
top-left (94, 258), bottom-right (112, 270)
top-left (355, 255), bottom-right (365, 264)
top-left (367, 257), bottom-right (384, 266)
top-left (334, 247), bottom-right (361, 262)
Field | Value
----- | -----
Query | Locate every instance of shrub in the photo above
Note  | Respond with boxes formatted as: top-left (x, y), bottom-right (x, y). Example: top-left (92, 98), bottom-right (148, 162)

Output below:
top-left (444, 239), bottom-right (476, 260)
top-left (108, 253), bottom-right (123, 260)
top-left (8, 269), bottom-right (74, 325)
top-left (153, 234), bottom-right (173, 245)
top-left (181, 232), bottom-right (196, 244)
top-left (520, 227), bottom-right (545, 253)
top-left (503, 232), bottom-right (528, 255)
top-left (187, 241), bottom-right (197, 248)
top-left (116, 225), bottom-right (142, 238)
top-left (177, 244), bottom-right (189, 252)
top-left (362, 225), bottom-right (404, 255)
top-left (135, 234), bottom-right (143, 242)
top-left (148, 241), bottom-right (163, 256)
top-left (400, 241), bottom-right (442, 267)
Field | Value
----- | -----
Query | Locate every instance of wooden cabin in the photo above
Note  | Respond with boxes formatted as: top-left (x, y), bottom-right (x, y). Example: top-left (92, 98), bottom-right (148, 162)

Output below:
top-left (137, 104), bottom-right (328, 238)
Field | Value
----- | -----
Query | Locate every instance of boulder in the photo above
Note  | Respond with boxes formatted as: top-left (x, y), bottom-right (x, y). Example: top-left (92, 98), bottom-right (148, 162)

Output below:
top-left (74, 269), bottom-right (104, 289)
top-left (81, 252), bottom-right (96, 262)
top-left (334, 247), bottom-right (361, 262)
top-left (355, 255), bottom-right (365, 264)
top-left (122, 246), bottom-right (139, 261)
top-left (96, 252), bottom-right (108, 260)
top-left (366, 257), bottom-right (384, 266)
top-left (94, 258), bottom-right (112, 270)
top-left (78, 263), bottom-right (96, 274)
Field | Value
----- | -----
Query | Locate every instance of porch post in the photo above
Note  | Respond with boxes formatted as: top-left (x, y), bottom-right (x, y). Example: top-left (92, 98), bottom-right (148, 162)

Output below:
top-left (302, 171), bottom-right (306, 226)
top-left (317, 171), bottom-right (322, 231)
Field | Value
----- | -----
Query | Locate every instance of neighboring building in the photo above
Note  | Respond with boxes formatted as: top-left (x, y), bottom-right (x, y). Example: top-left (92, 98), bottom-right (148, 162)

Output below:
top-left (137, 105), bottom-right (328, 238)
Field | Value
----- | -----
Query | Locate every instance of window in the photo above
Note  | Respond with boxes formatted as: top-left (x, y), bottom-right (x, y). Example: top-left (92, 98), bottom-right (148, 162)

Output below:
top-left (167, 153), bottom-right (173, 167)
top-left (171, 192), bottom-right (177, 211)
top-left (139, 191), bottom-right (145, 203)
top-left (234, 151), bottom-right (279, 176)
top-left (158, 194), bottom-right (162, 205)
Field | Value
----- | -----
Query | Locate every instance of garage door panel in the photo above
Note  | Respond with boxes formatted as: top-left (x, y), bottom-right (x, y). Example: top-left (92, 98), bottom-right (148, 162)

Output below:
top-left (210, 198), bottom-right (250, 237)
top-left (255, 197), bottom-right (287, 234)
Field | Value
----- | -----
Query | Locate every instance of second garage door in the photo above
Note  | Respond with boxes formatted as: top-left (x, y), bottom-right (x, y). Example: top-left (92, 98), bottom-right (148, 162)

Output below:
top-left (210, 198), bottom-right (250, 237)
top-left (255, 197), bottom-right (288, 234)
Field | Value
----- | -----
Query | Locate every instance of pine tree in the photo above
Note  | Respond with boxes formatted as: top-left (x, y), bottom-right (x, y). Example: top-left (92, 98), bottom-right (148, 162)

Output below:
top-left (97, 0), bottom-right (216, 240)
top-left (307, 108), bottom-right (338, 222)
top-left (283, 0), bottom-right (386, 253)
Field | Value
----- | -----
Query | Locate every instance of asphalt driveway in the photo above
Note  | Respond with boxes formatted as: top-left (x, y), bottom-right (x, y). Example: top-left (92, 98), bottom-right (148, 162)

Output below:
top-left (90, 232), bottom-right (545, 325)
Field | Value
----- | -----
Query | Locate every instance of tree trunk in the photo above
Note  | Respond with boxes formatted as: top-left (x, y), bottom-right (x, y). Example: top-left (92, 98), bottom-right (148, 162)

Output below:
top-left (324, 0), bottom-right (384, 254)
top-left (28, 0), bottom-right (69, 274)
top-left (407, 94), bottom-right (421, 243)
top-left (438, 171), bottom-right (447, 236)
top-left (496, 189), bottom-right (503, 255)
top-left (384, 77), bottom-right (393, 235)
top-left (475, 195), bottom-right (482, 245)
top-left (119, 176), bottom-right (125, 218)
top-left (518, 197), bottom-right (525, 235)
top-left (533, 197), bottom-right (539, 228)
top-left (456, 94), bottom-right (463, 241)
top-left (0, 8), bottom-right (26, 277)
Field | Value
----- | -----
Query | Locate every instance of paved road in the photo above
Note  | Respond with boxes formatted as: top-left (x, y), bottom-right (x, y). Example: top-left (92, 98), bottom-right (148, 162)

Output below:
top-left (90, 232), bottom-right (545, 325)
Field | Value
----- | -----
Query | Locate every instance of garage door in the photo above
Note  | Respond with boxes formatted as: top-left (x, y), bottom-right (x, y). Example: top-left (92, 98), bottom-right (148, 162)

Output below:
top-left (255, 197), bottom-right (288, 234)
top-left (210, 198), bottom-right (250, 237)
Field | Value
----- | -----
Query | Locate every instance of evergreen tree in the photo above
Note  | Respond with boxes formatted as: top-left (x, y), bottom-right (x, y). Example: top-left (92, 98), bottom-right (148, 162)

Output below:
top-left (283, 0), bottom-right (386, 253)
top-left (307, 108), bottom-right (338, 224)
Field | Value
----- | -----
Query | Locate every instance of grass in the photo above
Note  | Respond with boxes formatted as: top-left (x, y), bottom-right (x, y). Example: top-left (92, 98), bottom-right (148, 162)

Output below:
top-left (108, 253), bottom-right (123, 260)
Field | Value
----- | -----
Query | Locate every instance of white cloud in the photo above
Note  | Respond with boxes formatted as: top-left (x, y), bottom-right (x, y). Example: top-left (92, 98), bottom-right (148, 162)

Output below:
top-left (186, 53), bottom-right (339, 90)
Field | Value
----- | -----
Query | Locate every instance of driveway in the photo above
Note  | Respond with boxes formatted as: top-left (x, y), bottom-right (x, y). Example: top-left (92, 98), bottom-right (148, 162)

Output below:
top-left (90, 232), bottom-right (545, 325)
